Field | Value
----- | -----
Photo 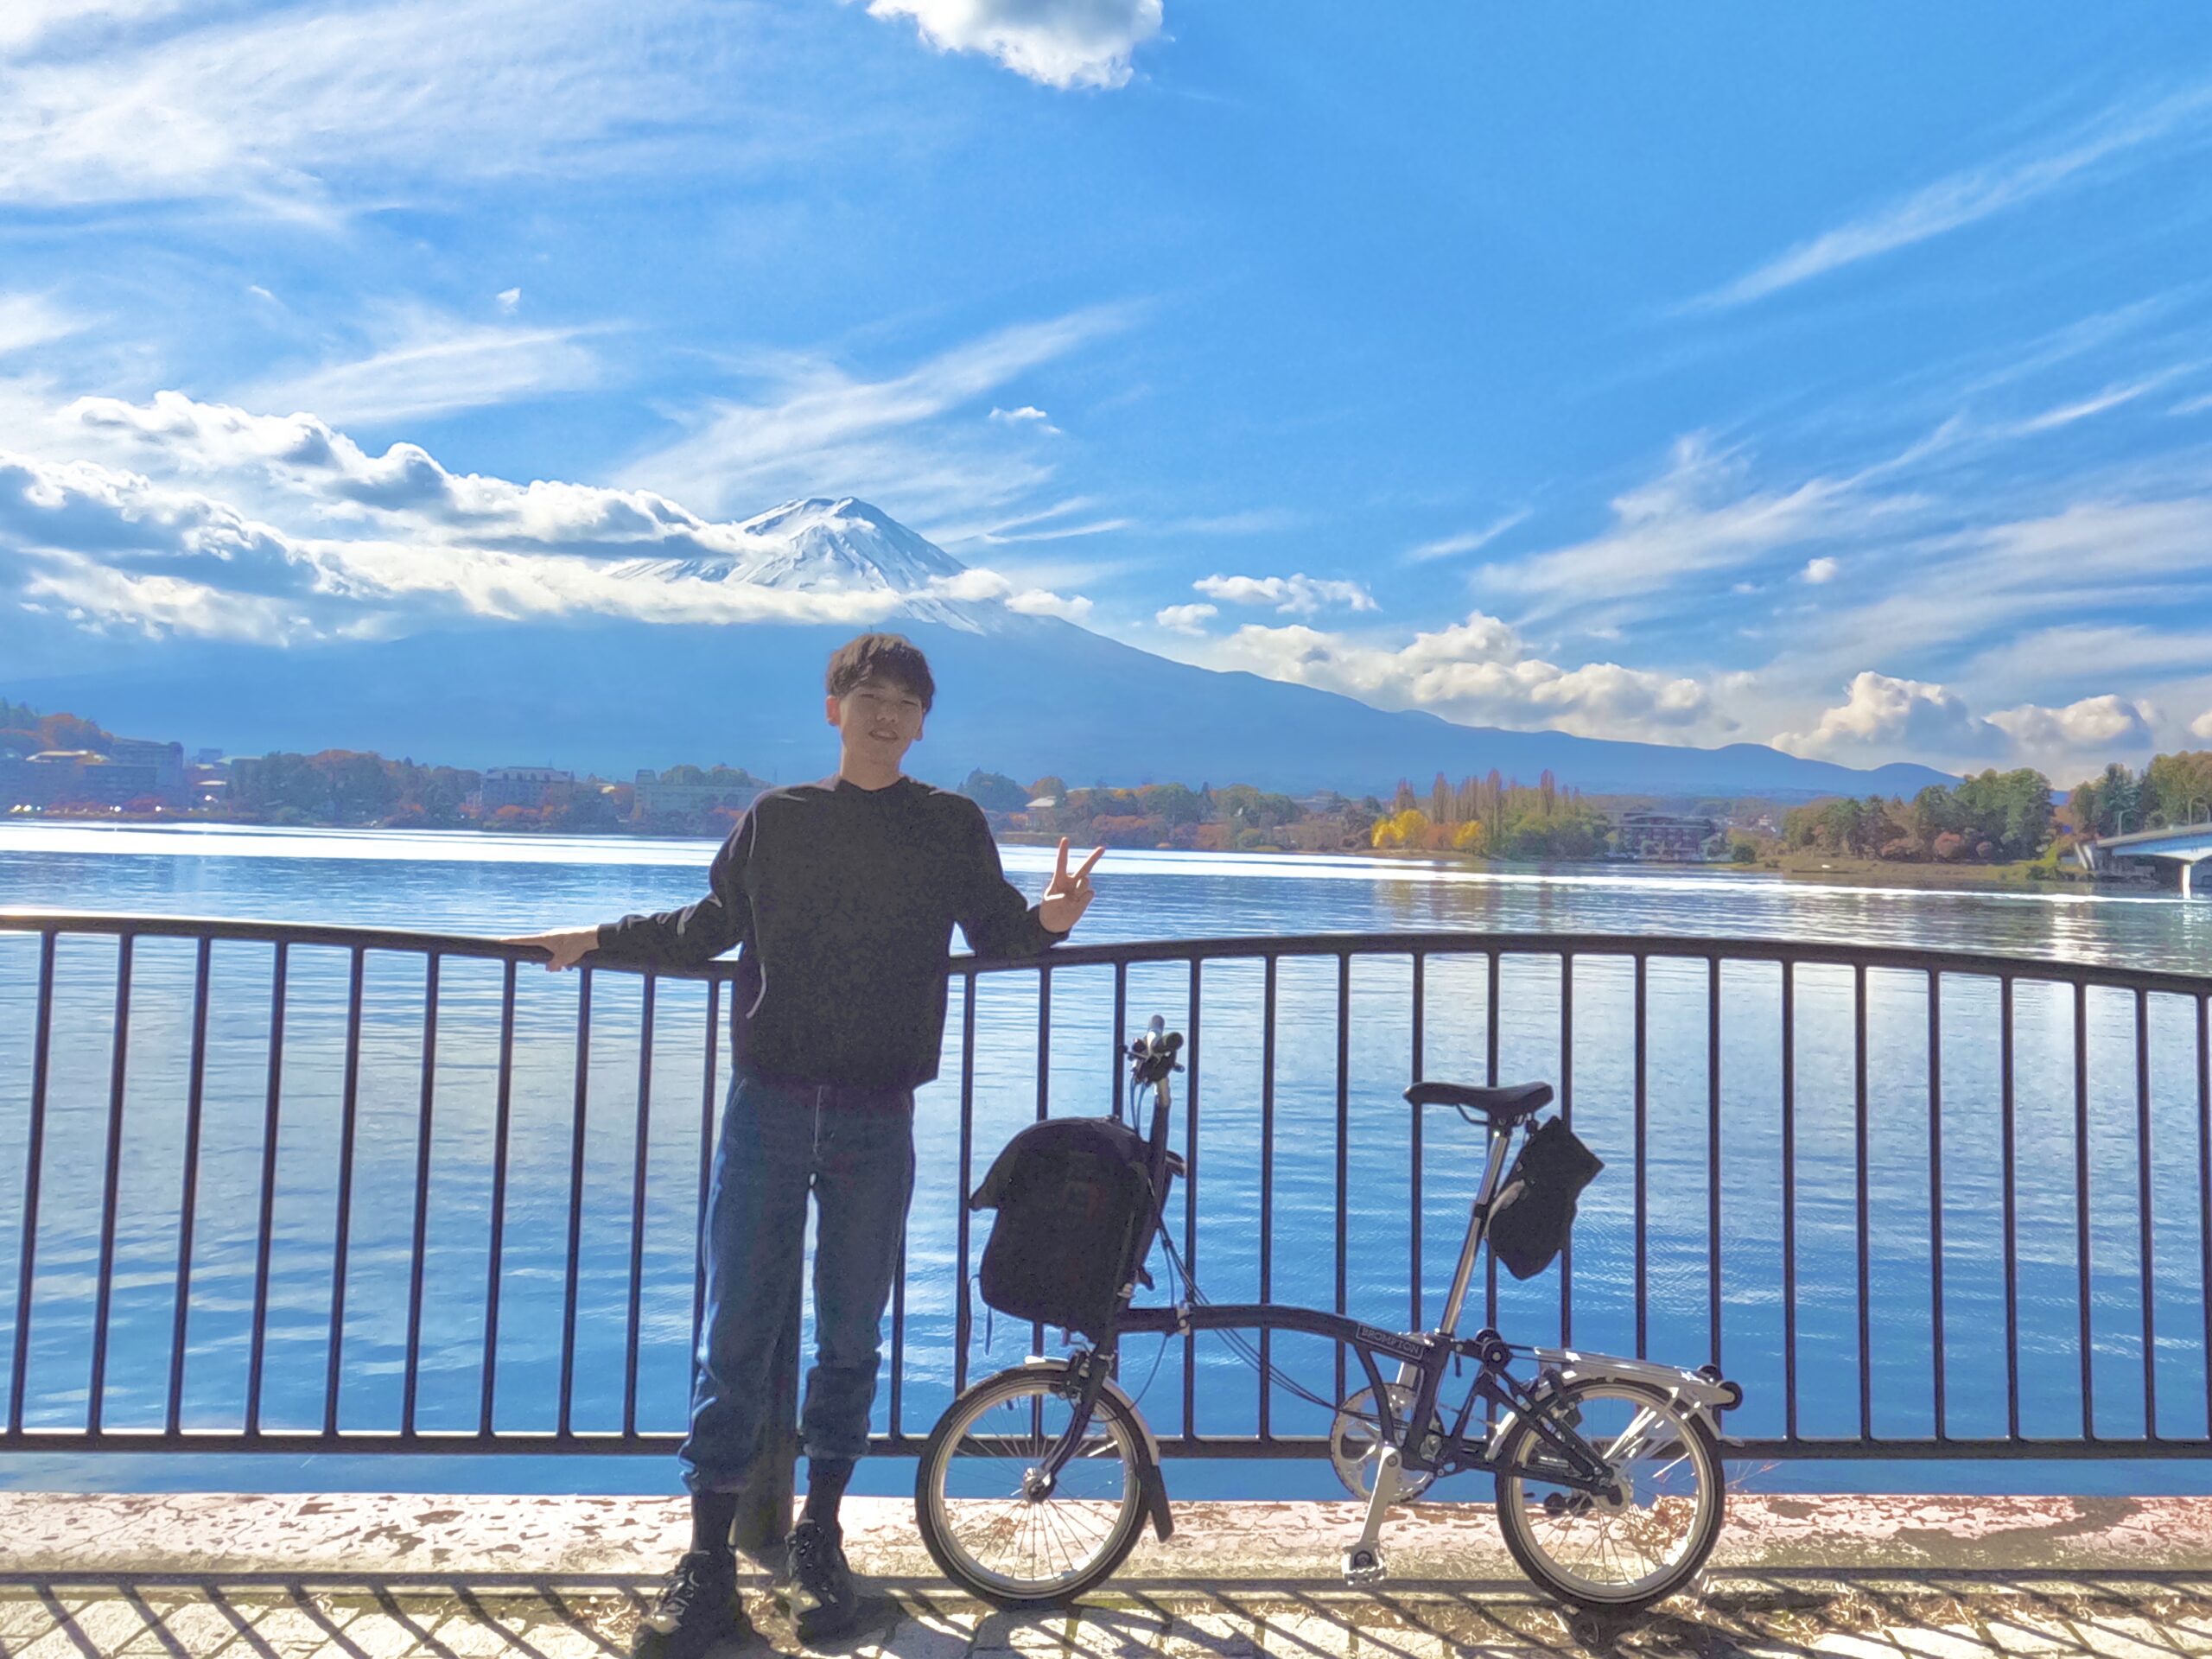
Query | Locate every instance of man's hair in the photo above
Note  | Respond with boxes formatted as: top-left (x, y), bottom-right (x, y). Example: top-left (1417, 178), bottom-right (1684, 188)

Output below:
top-left (825, 632), bottom-right (936, 711)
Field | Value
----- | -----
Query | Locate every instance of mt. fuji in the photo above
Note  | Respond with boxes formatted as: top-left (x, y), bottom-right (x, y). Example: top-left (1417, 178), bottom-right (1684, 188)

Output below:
top-left (10, 498), bottom-right (1952, 798)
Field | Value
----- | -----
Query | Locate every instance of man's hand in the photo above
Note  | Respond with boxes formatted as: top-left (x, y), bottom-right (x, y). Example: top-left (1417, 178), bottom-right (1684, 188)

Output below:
top-left (508, 925), bottom-right (600, 971)
top-left (1039, 837), bottom-right (1104, 935)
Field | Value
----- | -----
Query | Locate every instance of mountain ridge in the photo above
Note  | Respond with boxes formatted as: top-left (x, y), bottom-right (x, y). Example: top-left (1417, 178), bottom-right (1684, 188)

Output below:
top-left (8, 496), bottom-right (1958, 798)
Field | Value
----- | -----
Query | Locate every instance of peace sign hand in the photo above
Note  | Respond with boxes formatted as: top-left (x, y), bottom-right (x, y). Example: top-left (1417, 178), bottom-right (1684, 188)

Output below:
top-left (1039, 836), bottom-right (1104, 935)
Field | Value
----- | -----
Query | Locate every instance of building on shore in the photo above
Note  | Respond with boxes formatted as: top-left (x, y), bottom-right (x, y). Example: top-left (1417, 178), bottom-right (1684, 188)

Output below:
top-left (0, 740), bottom-right (188, 810)
top-left (1616, 810), bottom-right (1725, 861)
top-left (631, 767), bottom-right (767, 823)
top-left (477, 766), bottom-right (575, 814)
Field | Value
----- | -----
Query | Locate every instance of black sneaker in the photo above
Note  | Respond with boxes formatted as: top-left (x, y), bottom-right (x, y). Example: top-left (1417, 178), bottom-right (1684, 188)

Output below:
top-left (778, 1518), bottom-right (859, 1642)
top-left (631, 1548), bottom-right (751, 1656)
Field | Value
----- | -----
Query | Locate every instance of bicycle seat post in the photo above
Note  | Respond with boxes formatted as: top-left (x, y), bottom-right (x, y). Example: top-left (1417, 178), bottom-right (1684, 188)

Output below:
top-left (1432, 1114), bottom-right (1522, 1339)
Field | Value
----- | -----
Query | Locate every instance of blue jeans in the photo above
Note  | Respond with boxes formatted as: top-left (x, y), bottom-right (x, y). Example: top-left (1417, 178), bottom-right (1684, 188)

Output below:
top-left (679, 1064), bottom-right (917, 1493)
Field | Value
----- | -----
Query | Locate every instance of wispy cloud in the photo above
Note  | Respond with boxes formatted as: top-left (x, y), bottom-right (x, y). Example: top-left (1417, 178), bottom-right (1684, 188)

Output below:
top-left (623, 306), bottom-right (1133, 523)
top-left (1684, 82), bottom-right (2212, 311)
top-left (0, 0), bottom-right (836, 213)
top-left (243, 305), bottom-right (612, 425)
top-left (1402, 507), bottom-right (1530, 565)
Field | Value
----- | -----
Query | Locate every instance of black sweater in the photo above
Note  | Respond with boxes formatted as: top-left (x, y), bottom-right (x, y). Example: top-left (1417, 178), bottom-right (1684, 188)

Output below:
top-left (592, 775), bottom-right (1063, 1088)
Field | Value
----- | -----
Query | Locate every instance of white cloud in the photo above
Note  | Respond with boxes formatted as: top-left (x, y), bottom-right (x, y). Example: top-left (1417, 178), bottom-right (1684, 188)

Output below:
top-left (1192, 572), bottom-right (1376, 616)
top-left (1986, 693), bottom-right (2158, 754)
top-left (624, 306), bottom-right (1128, 522)
top-left (1154, 601), bottom-right (1216, 634)
top-left (988, 404), bottom-right (1057, 432)
top-left (1004, 588), bottom-right (1092, 622)
top-left (1802, 556), bottom-right (1839, 584)
top-left (1774, 672), bottom-right (2000, 761)
top-left (496, 287), bottom-right (522, 314)
top-left (2193, 709), bottom-right (2212, 741)
top-left (1687, 82), bottom-right (2212, 310)
top-left (243, 305), bottom-right (607, 425)
top-left (1205, 611), bottom-right (1727, 744)
top-left (1772, 673), bottom-right (2169, 774)
top-left (1402, 508), bottom-right (1530, 565)
top-left (862, 0), bottom-right (1162, 90)
top-left (0, 292), bottom-right (84, 356)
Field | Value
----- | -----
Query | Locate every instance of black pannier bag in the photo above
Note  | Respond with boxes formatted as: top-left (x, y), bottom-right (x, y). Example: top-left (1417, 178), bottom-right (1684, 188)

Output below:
top-left (969, 1116), bottom-right (1157, 1340)
top-left (1484, 1117), bottom-right (1605, 1281)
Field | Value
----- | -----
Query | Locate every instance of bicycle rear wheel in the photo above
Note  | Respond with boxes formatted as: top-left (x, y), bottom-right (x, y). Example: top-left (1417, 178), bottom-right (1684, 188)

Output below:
top-left (1492, 1376), bottom-right (1723, 1612)
top-left (915, 1362), bottom-right (1150, 1608)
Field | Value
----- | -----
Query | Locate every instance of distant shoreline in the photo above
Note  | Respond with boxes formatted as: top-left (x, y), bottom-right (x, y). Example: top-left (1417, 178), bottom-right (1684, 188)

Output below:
top-left (4, 814), bottom-right (2157, 898)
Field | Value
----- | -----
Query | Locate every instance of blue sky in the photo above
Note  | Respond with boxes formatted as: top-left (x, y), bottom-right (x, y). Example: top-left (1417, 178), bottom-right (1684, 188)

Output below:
top-left (3, 1), bottom-right (2210, 784)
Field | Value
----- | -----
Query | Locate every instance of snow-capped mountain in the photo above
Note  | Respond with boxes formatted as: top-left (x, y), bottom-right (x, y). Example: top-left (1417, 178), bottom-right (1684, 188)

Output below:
top-left (610, 497), bottom-right (1005, 631)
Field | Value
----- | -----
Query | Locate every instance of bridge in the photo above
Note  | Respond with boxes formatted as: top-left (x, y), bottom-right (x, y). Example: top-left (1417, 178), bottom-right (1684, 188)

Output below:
top-left (2075, 818), bottom-right (2212, 896)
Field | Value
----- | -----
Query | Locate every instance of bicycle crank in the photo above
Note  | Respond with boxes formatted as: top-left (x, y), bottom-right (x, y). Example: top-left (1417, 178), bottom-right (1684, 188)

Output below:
top-left (1328, 1383), bottom-right (1446, 1502)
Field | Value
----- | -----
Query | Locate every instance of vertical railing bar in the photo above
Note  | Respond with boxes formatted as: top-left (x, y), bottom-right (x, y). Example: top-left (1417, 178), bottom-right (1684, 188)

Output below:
top-left (556, 968), bottom-right (593, 1439)
top-left (1031, 966), bottom-right (1052, 1359)
top-left (889, 1213), bottom-right (907, 1440)
top-left (166, 935), bottom-right (213, 1438)
top-left (401, 954), bottom-right (441, 1439)
top-left (1259, 953), bottom-right (1277, 1440)
top-left (1409, 952), bottom-right (1425, 1334)
top-left (1633, 951), bottom-right (1648, 1360)
top-left (321, 946), bottom-right (366, 1438)
top-left (1111, 960), bottom-right (1128, 1114)
top-left (2075, 980), bottom-right (2094, 1440)
top-left (2001, 976), bottom-right (2020, 1441)
top-left (2136, 987), bottom-right (2156, 1439)
top-left (1035, 964), bottom-right (1052, 1124)
top-left (1781, 958), bottom-right (1796, 1443)
top-left (955, 972), bottom-right (977, 1397)
top-left (622, 976), bottom-right (657, 1440)
top-left (1183, 956), bottom-right (1202, 1440)
top-left (1929, 970), bottom-right (1946, 1441)
top-left (1559, 950), bottom-right (1574, 1348)
top-left (245, 940), bottom-right (289, 1439)
top-left (8, 931), bottom-right (56, 1438)
top-left (480, 959), bottom-right (518, 1437)
top-left (1484, 950), bottom-right (1500, 1331)
top-left (2200, 993), bottom-right (2210, 1436)
top-left (1335, 950), bottom-right (1351, 1404)
top-left (1854, 961), bottom-right (1871, 1443)
top-left (86, 932), bottom-right (135, 1435)
top-left (691, 978), bottom-right (719, 1358)
top-left (1707, 954), bottom-right (1722, 1371)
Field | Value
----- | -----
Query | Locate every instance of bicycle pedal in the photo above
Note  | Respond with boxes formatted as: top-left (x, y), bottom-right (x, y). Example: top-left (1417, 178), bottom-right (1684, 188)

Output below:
top-left (1341, 1544), bottom-right (1389, 1586)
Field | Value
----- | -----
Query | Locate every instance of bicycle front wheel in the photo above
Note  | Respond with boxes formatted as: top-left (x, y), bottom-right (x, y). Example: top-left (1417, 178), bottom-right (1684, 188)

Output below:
top-left (915, 1362), bottom-right (1150, 1608)
top-left (1492, 1376), bottom-right (1724, 1612)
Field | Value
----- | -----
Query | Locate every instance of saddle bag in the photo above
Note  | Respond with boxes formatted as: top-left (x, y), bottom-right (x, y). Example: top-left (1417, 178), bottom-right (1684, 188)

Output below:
top-left (1484, 1117), bottom-right (1604, 1281)
top-left (969, 1116), bottom-right (1157, 1340)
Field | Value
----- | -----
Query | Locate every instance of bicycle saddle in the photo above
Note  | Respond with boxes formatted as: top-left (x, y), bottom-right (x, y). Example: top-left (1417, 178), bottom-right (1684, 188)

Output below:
top-left (1402, 1080), bottom-right (1553, 1123)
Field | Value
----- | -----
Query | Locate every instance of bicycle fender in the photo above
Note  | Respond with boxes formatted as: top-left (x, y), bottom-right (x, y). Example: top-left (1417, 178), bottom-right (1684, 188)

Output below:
top-left (1016, 1355), bottom-right (1174, 1540)
top-left (1525, 1348), bottom-right (1742, 1438)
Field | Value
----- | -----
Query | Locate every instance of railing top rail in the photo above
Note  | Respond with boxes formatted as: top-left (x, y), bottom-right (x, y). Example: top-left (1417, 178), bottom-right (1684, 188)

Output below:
top-left (3, 907), bottom-right (2207, 999)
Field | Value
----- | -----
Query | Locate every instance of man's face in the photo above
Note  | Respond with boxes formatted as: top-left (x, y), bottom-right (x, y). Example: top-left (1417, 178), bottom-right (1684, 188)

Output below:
top-left (826, 676), bottom-right (927, 766)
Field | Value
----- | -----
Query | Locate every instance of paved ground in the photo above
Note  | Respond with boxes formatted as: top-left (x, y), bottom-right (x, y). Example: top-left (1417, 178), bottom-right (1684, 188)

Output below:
top-left (1, 1496), bottom-right (2207, 1656)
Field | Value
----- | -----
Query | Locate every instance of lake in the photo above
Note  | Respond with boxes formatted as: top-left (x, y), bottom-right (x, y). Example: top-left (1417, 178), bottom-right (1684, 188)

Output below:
top-left (3, 821), bottom-right (2209, 1503)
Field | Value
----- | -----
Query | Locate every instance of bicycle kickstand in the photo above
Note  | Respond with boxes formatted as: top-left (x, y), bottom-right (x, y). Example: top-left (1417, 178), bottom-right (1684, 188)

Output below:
top-left (1342, 1446), bottom-right (1400, 1586)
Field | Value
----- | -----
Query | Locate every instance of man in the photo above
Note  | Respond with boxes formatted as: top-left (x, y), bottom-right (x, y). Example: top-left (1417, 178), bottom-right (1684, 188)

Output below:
top-left (512, 632), bottom-right (1103, 1655)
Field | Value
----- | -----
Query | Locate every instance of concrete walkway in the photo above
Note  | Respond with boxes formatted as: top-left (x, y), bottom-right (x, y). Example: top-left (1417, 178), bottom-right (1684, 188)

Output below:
top-left (0, 1494), bottom-right (2207, 1656)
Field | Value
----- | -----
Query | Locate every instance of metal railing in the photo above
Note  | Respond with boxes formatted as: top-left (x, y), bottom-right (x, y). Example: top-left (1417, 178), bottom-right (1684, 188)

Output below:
top-left (1, 910), bottom-right (2208, 1465)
